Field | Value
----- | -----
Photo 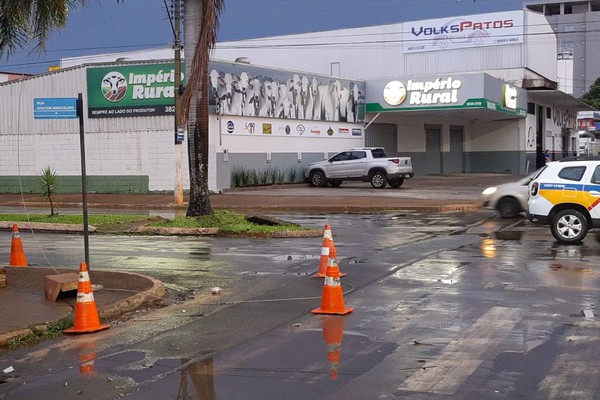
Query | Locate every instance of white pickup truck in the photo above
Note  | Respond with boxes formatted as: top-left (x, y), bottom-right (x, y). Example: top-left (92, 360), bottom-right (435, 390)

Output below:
top-left (304, 147), bottom-right (414, 189)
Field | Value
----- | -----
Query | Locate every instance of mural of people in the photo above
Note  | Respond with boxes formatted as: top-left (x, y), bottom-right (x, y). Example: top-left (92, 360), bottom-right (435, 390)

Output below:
top-left (208, 61), bottom-right (365, 123)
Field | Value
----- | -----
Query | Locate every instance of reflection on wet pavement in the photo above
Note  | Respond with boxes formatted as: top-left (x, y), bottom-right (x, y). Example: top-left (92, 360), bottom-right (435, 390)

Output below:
top-left (5, 212), bottom-right (600, 399)
top-left (124, 316), bottom-right (396, 400)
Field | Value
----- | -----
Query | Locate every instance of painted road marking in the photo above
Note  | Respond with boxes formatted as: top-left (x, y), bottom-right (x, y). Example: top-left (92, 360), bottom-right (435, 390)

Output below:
top-left (537, 322), bottom-right (600, 399)
top-left (398, 306), bottom-right (521, 395)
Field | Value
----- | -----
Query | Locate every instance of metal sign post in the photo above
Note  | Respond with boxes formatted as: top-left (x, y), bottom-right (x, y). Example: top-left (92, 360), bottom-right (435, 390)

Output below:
top-left (33, 95), bottom-right (89, 267)
top-left (76, 93), bottom-right (90, 268)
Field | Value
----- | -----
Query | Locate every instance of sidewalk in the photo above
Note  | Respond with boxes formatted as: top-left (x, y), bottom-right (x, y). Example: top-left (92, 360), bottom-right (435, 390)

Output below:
top-left (0, 173), bottom-right (520, 347)
top-left (0, 173), bottom-right (520, 214)
top-left (0, 266), bottom-right (165, 346)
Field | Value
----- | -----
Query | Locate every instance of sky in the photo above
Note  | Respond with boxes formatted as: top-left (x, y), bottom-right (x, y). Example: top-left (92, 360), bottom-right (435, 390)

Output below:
top-left (1, 0), bottom-right (526, 74)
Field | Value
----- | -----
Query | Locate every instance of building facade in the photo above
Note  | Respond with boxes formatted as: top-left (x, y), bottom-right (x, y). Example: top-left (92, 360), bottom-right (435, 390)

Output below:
top-left (0, 71), bottom-right (29, 83)
top-left (0, 9), bottom-right (594, 194)
top-left (524, 0), bottom-right (600, 97)
top-left (0, 59), bottom-right (365, 194)
top-left (212, 9), bottom-right (592, 173)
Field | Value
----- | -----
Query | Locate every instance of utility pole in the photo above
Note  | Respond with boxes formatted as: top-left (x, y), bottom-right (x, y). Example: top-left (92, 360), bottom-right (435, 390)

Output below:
top-left (174, 0), bottom-right (184, 205)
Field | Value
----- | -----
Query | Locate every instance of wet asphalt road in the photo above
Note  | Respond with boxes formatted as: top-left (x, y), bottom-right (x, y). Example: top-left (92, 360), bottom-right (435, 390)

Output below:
top-left (2, 211), bottom-right (600, 399)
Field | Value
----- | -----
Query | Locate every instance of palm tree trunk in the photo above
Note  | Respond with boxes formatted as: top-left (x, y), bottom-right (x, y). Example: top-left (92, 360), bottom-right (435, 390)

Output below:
top-left (181, 0), bottom-right (223, 216)
top-left (187, 64), bottom-right (212, 216)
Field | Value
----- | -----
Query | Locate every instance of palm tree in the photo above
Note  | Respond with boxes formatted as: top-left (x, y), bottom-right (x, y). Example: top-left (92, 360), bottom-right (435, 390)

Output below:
top-left (180, 0), bottom-right (224, 216)
top-left (0, 0), bottom-right (87, 57)
top-left (1, 0), bottom-right (223, 217)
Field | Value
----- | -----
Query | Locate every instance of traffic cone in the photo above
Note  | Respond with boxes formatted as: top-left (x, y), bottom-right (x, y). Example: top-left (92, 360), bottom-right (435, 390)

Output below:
top-left (314, 224), bottom-right (346, 278)
top-left (321, 316), bottom-right (345, 380)
top-left (9, 224), bottom-right (28, 267)
top-left (64, 262), bottom-right (111, 334)
top-left (311, 255), bottom-right (353, 315)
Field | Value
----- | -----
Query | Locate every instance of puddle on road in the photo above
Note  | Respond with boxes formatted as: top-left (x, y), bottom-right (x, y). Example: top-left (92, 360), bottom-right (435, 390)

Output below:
top-left (550, 244), bottom-right (600, 260)
top-left (120, 317), bottom-right (396, 399)
top-left (238, 271), bottom-right (313, 276)
top-left (392, 259), bottom-right (467, 284)
top-left (481, 238), bottom-right (497, 258)
top-left (494, 230), bottom-right (524, 241)
top-left (94, 350), bottom-right (182, 383)
top-left (272, 254), bottom-right (319, 262)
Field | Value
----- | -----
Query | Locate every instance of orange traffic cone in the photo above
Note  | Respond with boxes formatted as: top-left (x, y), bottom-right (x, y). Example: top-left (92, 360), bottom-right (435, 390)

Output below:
top-left (311, 255), bottom-right (353, 315)
top-left (64, 262), bottom-right (111, 334)
top-left (9, 224), bottom-right (28, 267)
top-left (314, 224), bottom-right (346, 278)
top-left (321, 316), bottom-right (345, 380)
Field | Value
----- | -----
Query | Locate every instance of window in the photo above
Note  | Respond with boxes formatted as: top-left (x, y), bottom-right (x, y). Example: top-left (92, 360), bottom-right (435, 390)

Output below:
top-left (546, 107), bottom-right (552, 119)
top-left (371, 148), bottom-right (388, 158)
top-left (593, 166), bottom-right (600, 184)
top-left (558, 166), bottom-right (586, 181)
top-left (528, 102), bottom-right (536, 115)
top-left (351, 151), bottom-right (367, 160)
top-left (331, 152), bottom-right (351, 162)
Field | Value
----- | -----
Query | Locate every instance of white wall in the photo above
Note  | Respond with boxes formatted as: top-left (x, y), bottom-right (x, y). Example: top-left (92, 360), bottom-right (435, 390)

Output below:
top-left (0, 66), bottom-right (189, 192)
top-left (467, 120), bottom-right (522, 151)
top-left (211, 115), bottom-right (364, 154)
top-left (213, 10), bottom-right (556, 86)
top-left (557, 59), bottom-right (574, 94)
top-left (525, 11), bottom-right (558, 82)
top-left (214, 25), bottom-right (401, 80)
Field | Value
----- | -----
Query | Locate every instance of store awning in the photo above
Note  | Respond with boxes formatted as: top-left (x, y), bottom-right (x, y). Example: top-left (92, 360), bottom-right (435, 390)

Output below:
top-left (365, 102), bottom-right (525, 122)
top-left (527, 90), bottom-right (596, 112)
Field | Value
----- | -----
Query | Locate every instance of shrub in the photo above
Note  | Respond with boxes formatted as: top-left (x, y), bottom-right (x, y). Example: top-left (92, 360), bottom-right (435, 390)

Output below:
top-left (258, 168), bottom-right (271, 185)
top-left (231, 167), bottom-right (244, 187)
top-left (273, 167), bottom-right (286, 184)
top-left (40, 166), bottom-right (58, 216)
top-left (288, 167), bottom-right (301, 183)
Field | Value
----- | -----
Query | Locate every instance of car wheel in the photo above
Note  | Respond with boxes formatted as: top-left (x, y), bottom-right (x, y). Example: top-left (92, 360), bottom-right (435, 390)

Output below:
top-left (309, 171), bottom-right (326, 187)
top-left (388, 177), bottom-right (404, 188)
top-left (496, 197), bottom-right (520, 219)
top-left (329, 180), bottom-right (342, 187)
top-left (370, 171), bottom-right (387, 189)
top-left (551, 209), bottom-right (588, 243)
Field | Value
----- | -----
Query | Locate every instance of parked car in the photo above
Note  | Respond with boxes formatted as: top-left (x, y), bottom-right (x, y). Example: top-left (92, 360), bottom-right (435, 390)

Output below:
top-left (528, 157), bottom-right (600, 243)
top-left (480, 173), bottom-right (536, 218)
top-left (304, 147), bottom-right (414, 189)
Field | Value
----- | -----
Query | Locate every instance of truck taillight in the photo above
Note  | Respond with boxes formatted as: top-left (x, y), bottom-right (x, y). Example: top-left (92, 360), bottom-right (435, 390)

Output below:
top-left (390, 159), bottom-right (400, 164)
top-left (530, 182), bottom-right (539, 196)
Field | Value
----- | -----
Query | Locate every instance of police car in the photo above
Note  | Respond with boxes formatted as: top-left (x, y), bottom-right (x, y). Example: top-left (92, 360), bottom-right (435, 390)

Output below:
top-left (527, 157), bottom-right (600, 243)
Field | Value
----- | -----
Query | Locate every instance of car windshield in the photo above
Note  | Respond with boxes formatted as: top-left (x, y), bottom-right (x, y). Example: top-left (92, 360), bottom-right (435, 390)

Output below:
top-left (531, 165), bottom-right (547, 180)
top-left (371, 148), bottom-right (387, 158)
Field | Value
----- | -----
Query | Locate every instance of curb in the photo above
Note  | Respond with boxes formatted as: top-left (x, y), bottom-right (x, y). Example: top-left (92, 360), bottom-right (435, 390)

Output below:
top-left (0, 270), bottom-right (165, 348)
top-left (127, 226), bottom-right (219, 235)
top-left (0, 221), bottom-right (97, 233)
top-left (211, 204), bottom-right (482, 214)
top-left (98, 272), bottom-right (166, 320)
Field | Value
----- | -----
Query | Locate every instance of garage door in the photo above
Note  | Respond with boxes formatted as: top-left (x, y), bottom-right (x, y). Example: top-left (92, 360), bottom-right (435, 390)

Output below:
top-left (446, 125), bottom-right (464, 172)
top-left (425, 124), bottom-right (441, 174)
